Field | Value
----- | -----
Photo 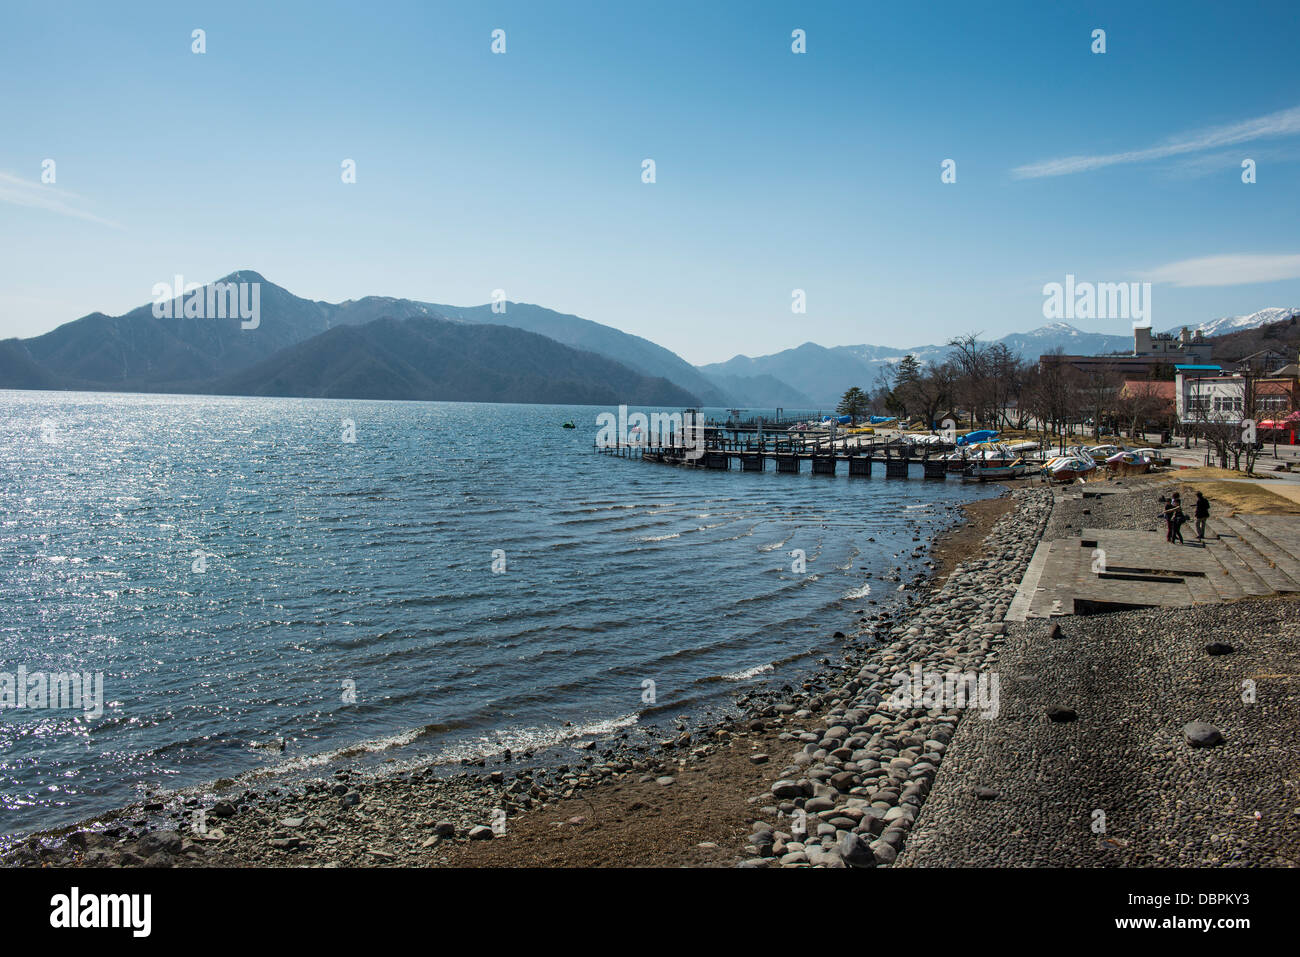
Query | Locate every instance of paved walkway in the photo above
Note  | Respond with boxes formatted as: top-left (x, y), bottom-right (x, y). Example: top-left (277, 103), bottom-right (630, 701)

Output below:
top-left (1008, 494), bottom-right (1300, 619)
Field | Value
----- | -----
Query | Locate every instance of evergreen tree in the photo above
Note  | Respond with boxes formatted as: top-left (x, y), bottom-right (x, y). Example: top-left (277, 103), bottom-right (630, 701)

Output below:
top-left (837, 386), bottom-right (869, 423)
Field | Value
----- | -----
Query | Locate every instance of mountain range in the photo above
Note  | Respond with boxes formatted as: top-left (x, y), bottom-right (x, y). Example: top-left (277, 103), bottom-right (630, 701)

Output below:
top-left (0, 272), bottom-right (698, 406)
top-left (1, 271), bottom-right (1293, 408)
top-left (700, 310), bottom-right (1297, 405)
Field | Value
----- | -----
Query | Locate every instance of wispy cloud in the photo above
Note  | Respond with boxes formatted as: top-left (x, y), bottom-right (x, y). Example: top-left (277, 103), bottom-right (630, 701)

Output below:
top-left (0, 171), bottom-right (122, 228)
top-left (1012, 104), bottom-right (1300, 179)
top-left (1160, 146), bottom-right (1296, 180)
top-left (1141, 253), bottom-right (1300, 287)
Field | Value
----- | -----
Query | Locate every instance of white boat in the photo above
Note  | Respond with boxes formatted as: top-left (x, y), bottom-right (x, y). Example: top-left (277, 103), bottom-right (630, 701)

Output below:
top-left (1043, 455), bottom-right (1097, 481)
top-left (1131, 447), bottom-right (1170, 465)
top-left (1087, 444), bottom-right (1125, 460)
top-left (961, 460), bottom-right (1029, 482)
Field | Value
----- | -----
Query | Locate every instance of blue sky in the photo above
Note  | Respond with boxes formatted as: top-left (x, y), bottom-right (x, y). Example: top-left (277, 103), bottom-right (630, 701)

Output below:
top-left (2, 0), bottom-right (1299, 364)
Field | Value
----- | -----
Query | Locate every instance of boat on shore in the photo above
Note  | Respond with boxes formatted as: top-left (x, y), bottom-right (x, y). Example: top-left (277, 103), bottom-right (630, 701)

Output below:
top-left (947, 441), bottom-right (1021, 473)
top-left (1104, 450), bottom-right (1153, 474)
top-left (961, 461), bottom-right (1029, 482)
top-left (1042, 454), bottom-right (1097, 481)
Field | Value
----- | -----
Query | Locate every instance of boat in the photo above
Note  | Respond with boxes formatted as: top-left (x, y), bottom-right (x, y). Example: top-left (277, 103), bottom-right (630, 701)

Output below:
top-left (947, 442), bottom-right (1019, 473)
top-left (1086, 444), bottom-right (1124, 461)
top-left (1130, 447), bottom-right (1170, 466)
top-left (562, 421), bottom-right (576, 429)
top-left (1042, 454), bottom-right (1097, 481)
top-left (1105, 450), bottom-right (1152, 474)
top-left (961, 460), bottom-right (1029, 482)
top-left (956, 429), bottom-right (998, 447)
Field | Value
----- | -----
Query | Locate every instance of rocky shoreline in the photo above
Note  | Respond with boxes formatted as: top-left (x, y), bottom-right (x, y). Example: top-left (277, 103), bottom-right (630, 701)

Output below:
top-left (737, 485), bottom-right (1052, 867)
top-left (4, 486), bottom-right (1041, 869)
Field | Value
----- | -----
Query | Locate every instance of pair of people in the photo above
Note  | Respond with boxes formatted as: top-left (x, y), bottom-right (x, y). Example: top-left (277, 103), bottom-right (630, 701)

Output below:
top-left (1160, 491), bottom-right (1209, 543)
top-left (1162, 493), bottom-right (1187, 543)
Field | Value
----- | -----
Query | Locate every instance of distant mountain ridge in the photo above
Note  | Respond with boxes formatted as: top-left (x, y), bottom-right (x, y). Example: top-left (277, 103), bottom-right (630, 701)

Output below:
top-left (4, 270), bottom-right (1293, 409)
top-left (1169, 307), bottom-right (1300, 338)
top-left (699, 323), bottom-right (1136, 405)
top-left (0, 272), bottom-right (702, 406)
top-left (703, 310), bottom-right (1299, 405)
top-left (215, 315), bottom-right (698, 406)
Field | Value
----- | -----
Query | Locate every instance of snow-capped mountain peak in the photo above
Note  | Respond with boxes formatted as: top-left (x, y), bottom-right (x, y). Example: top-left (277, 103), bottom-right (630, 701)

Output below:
top-left (1168, 307), bottom-right (1299, 338)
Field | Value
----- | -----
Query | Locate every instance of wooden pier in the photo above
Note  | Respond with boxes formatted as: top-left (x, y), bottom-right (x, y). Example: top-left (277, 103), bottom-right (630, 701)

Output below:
top-left (598, 440), bottom-right (1049, 481)
top-left (596, 419), bottom-right (1061, 483)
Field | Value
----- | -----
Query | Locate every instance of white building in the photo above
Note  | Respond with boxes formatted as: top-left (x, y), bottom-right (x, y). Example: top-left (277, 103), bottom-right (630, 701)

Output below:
top-left (1176, 365), bottom-right (1294, 425)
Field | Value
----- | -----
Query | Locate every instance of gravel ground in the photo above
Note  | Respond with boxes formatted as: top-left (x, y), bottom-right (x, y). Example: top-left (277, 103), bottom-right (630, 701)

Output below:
top-left (899, 482), bottom-right (1300, 867)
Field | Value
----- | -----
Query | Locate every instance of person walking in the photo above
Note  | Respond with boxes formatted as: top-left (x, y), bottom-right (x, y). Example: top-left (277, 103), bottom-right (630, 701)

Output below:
top-left (1161, 495), bottom-right (1176, 543)
top-left (1170, 494), bottom-right (1187, 544)
top-left (1194, 492), bottom-right (1210, 540)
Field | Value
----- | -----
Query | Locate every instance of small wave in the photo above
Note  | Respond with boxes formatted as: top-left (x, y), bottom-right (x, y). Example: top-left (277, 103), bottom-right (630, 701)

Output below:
top-left (719, 662), bottom-right (773, 681)
top-left (842, 582), bottom-right (873, 600)
top-left (758, 534), bottom-right (793, 553)
top-left (432, 713), bottom-right (640, 764)
top-left (638, 532), bottom-right (680, 542)
top-left (714, 522), bottom-right (760, 542)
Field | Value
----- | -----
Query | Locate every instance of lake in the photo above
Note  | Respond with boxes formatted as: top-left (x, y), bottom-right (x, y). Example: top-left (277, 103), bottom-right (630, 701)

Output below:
top-left (0, 391), bottom-right (997, 838)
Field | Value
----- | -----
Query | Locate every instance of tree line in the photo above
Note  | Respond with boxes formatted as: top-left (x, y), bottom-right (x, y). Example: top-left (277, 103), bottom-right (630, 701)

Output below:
top-left (835, 334), bottom-right (1184, 449)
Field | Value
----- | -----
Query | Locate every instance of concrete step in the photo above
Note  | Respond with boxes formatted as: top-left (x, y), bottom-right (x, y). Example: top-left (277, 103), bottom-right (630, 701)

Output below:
top-left (1068, 534), bottom-right (1200, 610)
top-left (1026, 540), bottom-right (1076, 617)
top-left (1006, 540), bottom-right (1052, 622)
top-left (1180, 568), bottom-right (1223, 604)
top-left (1199, 545), bottom-right (1248, 601)
top-left (1206, 537), bottom-right (1273, 596)
top-left (1245, 514), bottom-right (1300, 557)
top-left (1217, 515), bottom-right (1300, 591)
top-left (1226, 515), bottom-right (1300, 586)
top-left (1217, 531), bottom-right (1296, 593)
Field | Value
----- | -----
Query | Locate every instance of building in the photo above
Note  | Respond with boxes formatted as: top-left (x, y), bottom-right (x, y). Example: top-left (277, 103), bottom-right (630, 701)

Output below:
top-left (1134, 326), bottom-right (1213, 363)
top-left (1175, 364), bottom-right (1297, 426)
top-left (1232, 348), bottom-right (1293, 374)
top-left (1041, 325), bottom-right (1213, 377)
top-left (1119, 379), bottom-right (1176, 413)
top-left (1117, 378), bottom-right (1177, 435)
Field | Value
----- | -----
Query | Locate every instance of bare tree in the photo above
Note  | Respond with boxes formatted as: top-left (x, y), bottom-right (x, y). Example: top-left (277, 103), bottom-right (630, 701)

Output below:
top-left (1115, 380), bottom-right (1169, 441)
top-left (947, 333), bottom-right (993, 428)
top-left (986, 343), bottom-right (1027, 429)
top-left (1078, 364), bottom-right (1122, 441)
top-left (1025, 352), bottom-right (1077, 452)
top-left (907, 360), bottom-right (956, 429)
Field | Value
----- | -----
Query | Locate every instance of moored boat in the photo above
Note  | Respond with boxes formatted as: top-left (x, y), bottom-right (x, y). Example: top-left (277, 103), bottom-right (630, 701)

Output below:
top-left (961, 461), bottom-right (1029, 482)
